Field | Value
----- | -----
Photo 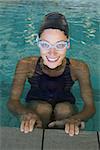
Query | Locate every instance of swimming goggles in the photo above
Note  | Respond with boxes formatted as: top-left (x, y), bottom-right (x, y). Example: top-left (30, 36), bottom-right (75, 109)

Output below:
top-left (37, 40), bottom-right (70, 51)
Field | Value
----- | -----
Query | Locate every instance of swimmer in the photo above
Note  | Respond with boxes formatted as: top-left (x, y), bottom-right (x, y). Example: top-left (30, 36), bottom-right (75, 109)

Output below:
top-left (7, 12), bottom-right (95, 136)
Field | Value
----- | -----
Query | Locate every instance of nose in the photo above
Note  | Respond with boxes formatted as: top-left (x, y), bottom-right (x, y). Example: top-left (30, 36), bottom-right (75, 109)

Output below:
top-left (48, 47), bottom-right (57, 55)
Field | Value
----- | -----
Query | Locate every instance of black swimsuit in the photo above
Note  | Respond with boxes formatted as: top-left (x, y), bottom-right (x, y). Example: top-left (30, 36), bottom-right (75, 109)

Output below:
top-left (25, 57), bottom-right (75, 106)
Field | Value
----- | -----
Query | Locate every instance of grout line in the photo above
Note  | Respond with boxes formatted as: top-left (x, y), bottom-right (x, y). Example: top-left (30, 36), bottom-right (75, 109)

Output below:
top-left (97, 132), bottom-right (100, 150)
top-left (41, 129), bottom-right (45, 150)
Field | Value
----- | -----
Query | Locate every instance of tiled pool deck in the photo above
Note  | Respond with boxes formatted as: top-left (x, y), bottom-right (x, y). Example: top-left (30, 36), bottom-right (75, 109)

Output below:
top-left (0, 127), bottom-right (100, 150)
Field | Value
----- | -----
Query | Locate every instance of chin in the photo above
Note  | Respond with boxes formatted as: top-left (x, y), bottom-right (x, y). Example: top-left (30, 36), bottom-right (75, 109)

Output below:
top-left (45, 61), bottom-right (61, 69)
top-left (47, 65), bottom-right (57, 69)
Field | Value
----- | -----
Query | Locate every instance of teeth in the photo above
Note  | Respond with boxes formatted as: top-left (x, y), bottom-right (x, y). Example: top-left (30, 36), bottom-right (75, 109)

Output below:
top-left (47, 57), bottom-right (58, 62)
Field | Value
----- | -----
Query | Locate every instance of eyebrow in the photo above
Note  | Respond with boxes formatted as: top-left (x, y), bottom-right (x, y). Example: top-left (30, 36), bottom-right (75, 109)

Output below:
top-left (39, 39), bottom-right (67, 44)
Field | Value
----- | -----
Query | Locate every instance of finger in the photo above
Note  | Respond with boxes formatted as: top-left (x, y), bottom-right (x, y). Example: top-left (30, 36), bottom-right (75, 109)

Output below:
top-left (49, 120), bottom-right (65, 128)
top-left (75, 125), bottom-right (79, 135)
top-left (65, 123), bottom-right (69, 134)
top-left (29, 119), bottom-right (36, 132)
top-left (69, 123), bottom-right (75, 136)
top-left (20, 121), bottom-right (25, 132)
top-left (20, 121), bottom-right (29, 133)
top-left (24, 121), bottom-right (30, 133)
top-left (48, 121), bottom-right (56, 128)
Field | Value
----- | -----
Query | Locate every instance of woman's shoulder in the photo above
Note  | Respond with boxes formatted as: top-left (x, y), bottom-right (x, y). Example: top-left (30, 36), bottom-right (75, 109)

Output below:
top-left (16, 56), bottom-right (39, 69)
top-left (70, 58), bottom-right (88, 69)
top-left (19, 56), bottom-right (39, 64)
top-left (17, 56), bottom-right (39, 69)
top-left (16, 56), bottom-right (40, 77)
top-left (69, 58), bottom-right (89, 81)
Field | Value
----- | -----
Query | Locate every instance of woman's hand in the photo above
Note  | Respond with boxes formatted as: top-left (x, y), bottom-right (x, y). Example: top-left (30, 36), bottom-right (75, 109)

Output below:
top-left (65, 118), bottom-right (82, 136)
top-left (20, 113), bottom-right (42, 133)
top-left (48, 118), bottom-right (85, 136)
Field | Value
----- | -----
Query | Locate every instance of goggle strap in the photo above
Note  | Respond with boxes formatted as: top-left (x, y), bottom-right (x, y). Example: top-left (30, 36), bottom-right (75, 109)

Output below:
top-left (67, 40), bottom-right (70, 49)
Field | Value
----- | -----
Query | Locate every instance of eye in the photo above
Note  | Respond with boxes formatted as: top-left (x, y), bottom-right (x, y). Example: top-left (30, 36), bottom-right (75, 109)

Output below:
top-left (56, 42), bottom-right (66, 49)
top-left (38, 41), bottom-right (50, 49)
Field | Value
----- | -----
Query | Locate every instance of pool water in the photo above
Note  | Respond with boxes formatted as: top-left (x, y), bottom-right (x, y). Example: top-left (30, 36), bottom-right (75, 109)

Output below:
top-left (0, 0), bottom-right (100, 130)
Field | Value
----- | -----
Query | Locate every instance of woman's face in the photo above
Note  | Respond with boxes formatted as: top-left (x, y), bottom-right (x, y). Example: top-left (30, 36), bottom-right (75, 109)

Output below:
top-left (39, 29), bottom-right (68, 69)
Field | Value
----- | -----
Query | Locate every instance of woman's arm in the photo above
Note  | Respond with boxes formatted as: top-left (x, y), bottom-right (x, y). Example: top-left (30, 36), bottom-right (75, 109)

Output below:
top-left (70, 61), bottom-right (95, 121)
top-left (7, 57), bottom-right (42, 133)
top-left (64, 61), bottom-right (96, 136)
top-left (7, 59), bottom-right (31, 116)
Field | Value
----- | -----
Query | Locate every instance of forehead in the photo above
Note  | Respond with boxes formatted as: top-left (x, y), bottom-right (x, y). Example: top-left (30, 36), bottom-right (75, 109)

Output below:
top-left (40, 29), bottom-right (67, 43)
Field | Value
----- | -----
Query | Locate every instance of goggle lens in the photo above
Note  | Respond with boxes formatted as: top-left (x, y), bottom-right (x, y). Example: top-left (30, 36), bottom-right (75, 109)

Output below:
top-left (38, 40), bottom-right (68, 50)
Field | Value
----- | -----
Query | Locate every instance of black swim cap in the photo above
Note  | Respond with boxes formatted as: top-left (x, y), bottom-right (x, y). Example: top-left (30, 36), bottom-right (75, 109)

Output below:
top-left (39, 12), bottom-right (69, 38)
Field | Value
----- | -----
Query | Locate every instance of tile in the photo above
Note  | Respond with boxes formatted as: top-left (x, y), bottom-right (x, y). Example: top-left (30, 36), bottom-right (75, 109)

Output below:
top-left (0, 127), bottom-right (43, 150)
top-left (43, 129), bottom-right (98, 150)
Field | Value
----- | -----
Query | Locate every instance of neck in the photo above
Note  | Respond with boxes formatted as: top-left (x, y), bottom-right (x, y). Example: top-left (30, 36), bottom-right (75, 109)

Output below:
top-left (40, 57), bottom-right (66, 77)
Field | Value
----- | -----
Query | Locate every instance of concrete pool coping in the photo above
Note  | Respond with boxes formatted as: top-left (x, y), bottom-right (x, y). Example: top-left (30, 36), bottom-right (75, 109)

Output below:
top-left (0, 127), bottom-right (99, 150)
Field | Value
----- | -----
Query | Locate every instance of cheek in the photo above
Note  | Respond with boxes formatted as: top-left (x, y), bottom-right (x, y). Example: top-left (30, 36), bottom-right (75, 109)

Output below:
top-left (40, 50), bottom-right (48, 63)
top-left (59, 49), bottom-right (66, 57)
top-left (40, 50), bottom-right (46, 58)
top-left (40, 49), bottom-right (47, 55)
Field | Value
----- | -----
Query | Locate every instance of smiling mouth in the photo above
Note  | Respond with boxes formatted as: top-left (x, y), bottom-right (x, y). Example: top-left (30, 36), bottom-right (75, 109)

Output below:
top-left (46, 56), bottom-right (60, 62)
